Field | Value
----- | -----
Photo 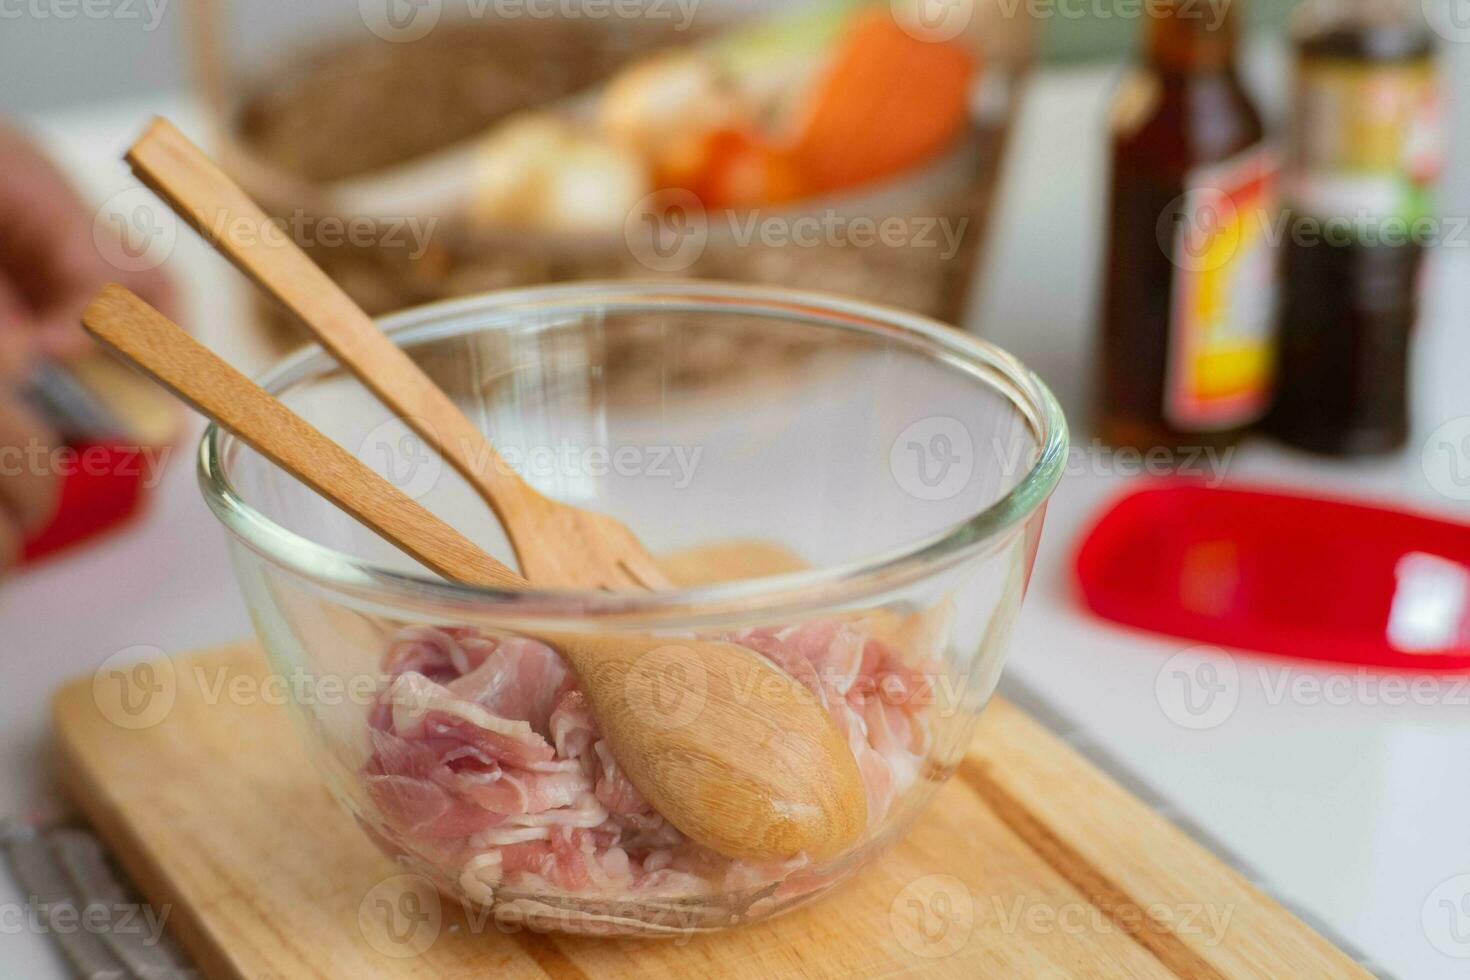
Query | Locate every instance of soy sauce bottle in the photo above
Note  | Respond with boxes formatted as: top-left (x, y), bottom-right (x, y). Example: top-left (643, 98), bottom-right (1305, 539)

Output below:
top-left (1097, 0), bottom-right (1278, 453)
top-left (1265, 0), bottom-right (1440, 455)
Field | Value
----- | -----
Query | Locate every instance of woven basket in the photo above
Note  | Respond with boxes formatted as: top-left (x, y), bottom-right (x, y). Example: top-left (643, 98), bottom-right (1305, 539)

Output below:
top-left (188, 7), bottom-right (1035, 375)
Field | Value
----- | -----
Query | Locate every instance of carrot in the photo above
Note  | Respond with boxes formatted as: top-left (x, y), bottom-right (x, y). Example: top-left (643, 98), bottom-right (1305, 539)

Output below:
top-left (788, 10), bottom-right (978, 194)
top-left (658, 128), bottom-right (805, 209)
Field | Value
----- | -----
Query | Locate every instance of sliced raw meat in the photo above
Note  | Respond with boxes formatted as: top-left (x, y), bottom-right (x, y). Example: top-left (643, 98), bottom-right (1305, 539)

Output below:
top-left (361, 619), bottom-right (938, 909)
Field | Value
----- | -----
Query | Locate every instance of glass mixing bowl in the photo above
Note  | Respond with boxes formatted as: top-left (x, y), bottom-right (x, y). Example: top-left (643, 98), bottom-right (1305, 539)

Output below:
top-left (199, 281), bottom-right (1066, 937)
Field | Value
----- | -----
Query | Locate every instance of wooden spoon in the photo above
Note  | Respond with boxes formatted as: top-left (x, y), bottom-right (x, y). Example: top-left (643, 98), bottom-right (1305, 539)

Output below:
top-left (81, 284), bottom-right (866, 863)
top-left (124, 117), bottom-right (671, 593)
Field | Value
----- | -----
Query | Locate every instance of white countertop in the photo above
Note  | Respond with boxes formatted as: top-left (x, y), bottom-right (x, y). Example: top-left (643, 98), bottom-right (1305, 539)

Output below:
top-left (4, 54), bottom-right (1469, 977)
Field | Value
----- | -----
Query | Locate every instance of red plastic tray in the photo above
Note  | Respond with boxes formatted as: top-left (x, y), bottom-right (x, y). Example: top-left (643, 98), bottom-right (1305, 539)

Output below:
top-left (1075, 480), bottom-right (1470, 671)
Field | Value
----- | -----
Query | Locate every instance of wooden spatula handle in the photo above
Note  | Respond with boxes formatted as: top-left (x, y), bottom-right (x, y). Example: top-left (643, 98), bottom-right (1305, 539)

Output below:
top-left (124, 119), bottom-right (544, 541)
top-left (81, 284), bottom-right (525, 592)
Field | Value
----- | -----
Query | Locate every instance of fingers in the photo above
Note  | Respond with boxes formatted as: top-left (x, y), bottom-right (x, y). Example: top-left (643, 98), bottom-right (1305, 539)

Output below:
top-left (0, 393), bottom-right (63, 565)
top-left (31, 212), bottom-right (181, 361)
top-left (123, 263), bottom-right (180, 323)
top-left (0, 125), bottom-right (98, 310)
top-left (0, 122), bottom-right (180, 362)
top-left (0, 510), bottom-right (19, 571)
top-left (30, 228), bottom-right (108, 362)
top-left (0, 280), bottom-right (36, 383)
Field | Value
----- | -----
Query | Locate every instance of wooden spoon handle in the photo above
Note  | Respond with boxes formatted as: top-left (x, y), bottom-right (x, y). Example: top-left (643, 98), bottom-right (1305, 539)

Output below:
top-left (81, 284), bottom-right (526, 592)
top-left (124, 119), bottom-right (546, 550)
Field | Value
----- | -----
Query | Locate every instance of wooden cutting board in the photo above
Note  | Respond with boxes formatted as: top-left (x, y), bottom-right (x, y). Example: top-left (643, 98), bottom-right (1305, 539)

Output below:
top-left (53, 547), bottom-right (1366, 979)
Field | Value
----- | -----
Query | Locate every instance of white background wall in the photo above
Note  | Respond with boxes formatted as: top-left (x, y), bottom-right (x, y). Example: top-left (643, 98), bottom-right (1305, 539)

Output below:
top-left (0, 0), bottom-right (789, 113)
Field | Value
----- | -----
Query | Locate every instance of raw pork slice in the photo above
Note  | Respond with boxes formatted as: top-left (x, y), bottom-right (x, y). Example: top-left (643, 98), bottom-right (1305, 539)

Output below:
top-left (362, 619), bottom-right (935, 907)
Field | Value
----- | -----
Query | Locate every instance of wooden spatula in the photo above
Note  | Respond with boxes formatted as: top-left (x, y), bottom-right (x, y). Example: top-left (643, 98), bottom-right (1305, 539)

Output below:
top-left (81, 284), bottom-right (866, 863)
top-left (124, 117), bottom-right (671, 592)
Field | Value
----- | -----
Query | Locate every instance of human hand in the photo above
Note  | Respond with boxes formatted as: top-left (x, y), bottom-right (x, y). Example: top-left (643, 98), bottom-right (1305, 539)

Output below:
top-left (0, 393), bottom-right (61, 568)
top-left (0, 122), bottom-right (177, 570)
top-left (0, 121), bottom-right (178, 364)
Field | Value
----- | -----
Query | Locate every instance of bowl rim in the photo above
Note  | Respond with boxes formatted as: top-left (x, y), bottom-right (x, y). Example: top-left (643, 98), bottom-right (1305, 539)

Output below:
top-left (198, 280), bottom-right (1069, 621)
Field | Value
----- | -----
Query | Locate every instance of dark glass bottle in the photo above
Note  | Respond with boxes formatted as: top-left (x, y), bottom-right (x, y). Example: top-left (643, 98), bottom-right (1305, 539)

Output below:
top-left (1264, 0), bottom-right (1440, 455)
top-left (1098, 0), bottom-right (1277, 452)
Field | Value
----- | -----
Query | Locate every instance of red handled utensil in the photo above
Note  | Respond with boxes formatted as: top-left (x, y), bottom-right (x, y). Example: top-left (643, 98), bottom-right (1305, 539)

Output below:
top-left (19, 354), bottom-right (179, 564)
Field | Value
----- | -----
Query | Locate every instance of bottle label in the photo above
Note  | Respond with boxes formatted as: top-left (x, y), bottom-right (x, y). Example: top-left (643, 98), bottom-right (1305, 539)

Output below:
top-left (1289, 57), bottom-right (1441, 223)
top-left (1162, 146), bottom-right (1279, 431)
